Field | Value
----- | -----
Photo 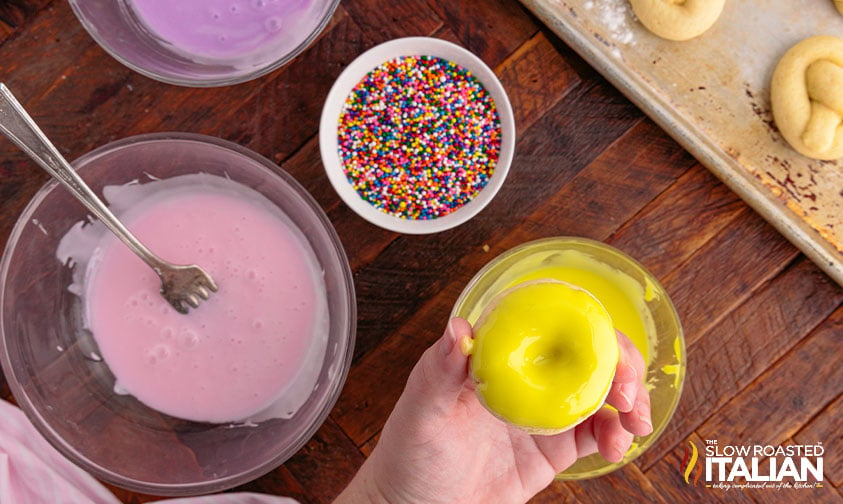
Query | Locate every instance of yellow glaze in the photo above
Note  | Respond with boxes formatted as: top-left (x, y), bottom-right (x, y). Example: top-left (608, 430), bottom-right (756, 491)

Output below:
top-left (466, 280), bottom-right (619, 434)
top-left (502, 251), bottom-right (653, 365)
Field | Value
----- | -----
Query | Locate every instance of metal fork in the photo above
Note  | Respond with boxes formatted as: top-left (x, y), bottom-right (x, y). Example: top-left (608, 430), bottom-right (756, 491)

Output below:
top-left (0, 83), bottom-right (217, 314)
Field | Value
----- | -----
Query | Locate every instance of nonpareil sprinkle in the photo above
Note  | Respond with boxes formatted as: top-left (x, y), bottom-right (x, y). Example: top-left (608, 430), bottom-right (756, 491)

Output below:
top-left (337, 55), bottom-right (501, 220)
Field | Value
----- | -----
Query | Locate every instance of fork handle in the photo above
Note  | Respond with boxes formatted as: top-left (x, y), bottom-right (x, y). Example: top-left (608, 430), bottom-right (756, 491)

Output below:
top-left (0, 83), bottom-right (166, 273)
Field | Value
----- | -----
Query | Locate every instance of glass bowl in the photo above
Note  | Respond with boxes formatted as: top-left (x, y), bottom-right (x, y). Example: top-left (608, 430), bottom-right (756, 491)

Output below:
top-left (0, 133), bottom-right (356, 495)
top-left (67, 0), bottom-right (340, 87)
top-left (319, 37), bottom-right (515, 234)
top-left (451, 237), bottom-right (685, 479)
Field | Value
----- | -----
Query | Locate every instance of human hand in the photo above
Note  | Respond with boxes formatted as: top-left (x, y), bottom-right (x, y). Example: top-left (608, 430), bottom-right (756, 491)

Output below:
top-left (335, 317), bottom-right (652, 504)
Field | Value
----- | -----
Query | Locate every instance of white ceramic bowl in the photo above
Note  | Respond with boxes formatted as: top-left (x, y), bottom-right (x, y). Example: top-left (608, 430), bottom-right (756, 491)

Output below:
top-left (319, 37), bottom-right (515, 234)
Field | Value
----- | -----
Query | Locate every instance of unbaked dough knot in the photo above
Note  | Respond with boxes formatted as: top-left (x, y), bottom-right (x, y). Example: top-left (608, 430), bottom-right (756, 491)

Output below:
top-left (629, 0), bottom-right (726, 41)
top-left (803, 59), bottom-right (843, 153)
top-left (771, 35), bottom-right (843, 160)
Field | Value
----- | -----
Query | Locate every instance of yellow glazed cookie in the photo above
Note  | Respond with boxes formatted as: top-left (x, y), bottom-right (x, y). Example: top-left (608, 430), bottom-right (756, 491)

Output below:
top-left (771, 35), bottom-right (843, 160)
top-left (629, 0), bottom-right (726, 41)
top-left (836, 0), bottom-right (843, 16)
top-left (462, 280), bottom-right (619, 435)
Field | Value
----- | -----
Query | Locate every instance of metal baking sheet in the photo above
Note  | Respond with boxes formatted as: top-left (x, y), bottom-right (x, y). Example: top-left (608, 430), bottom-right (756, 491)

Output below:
top-left (520, 0), bottom-right (843, 286)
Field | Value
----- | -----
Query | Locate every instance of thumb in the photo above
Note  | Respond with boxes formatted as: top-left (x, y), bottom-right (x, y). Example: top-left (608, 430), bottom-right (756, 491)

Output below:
top-left (406, 317), bottom-right (473, 407)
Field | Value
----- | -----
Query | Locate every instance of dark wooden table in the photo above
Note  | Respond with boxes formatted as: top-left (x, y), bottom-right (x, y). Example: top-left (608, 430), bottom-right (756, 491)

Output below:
top-left (1, 1), bottom-right (841, 503)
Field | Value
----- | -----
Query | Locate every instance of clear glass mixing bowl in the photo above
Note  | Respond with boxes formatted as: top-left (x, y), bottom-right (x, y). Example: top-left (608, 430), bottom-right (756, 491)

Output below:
top-left (0, 132), bottom-right (356, 495)
top-left (67, 0), bottom-right (340, 86)
top-left (451, 236), bottom-right (685, 479)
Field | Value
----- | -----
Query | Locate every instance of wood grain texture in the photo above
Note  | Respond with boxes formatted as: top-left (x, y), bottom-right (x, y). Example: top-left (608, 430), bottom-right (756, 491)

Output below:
top-left (659, 207), bottom-right (800, 345)
top-left (426, 0), bottom-right (538, 65)
top-left (795, 395), bottom-right (843, 487)
top-left (608, 162), bottom-right (745, 280)
top-left (0, 0), bottom-right (50, 29)
top-left (0, 0), bottom-right (841, 503)
top-left (274, 417), bottom-right (365, 503)
top-left (561, 463), bottom-right (669, 504)
top-left (528, 480), bottom-right (578, 503)
top-left (513, 118), bottom-right (695, 243)
top-left (697, 305), bottom-right (843, 446)
top-left (496, 31), bottom-right (581, 134)
top-left (343, 0), bottom-right (443, 45)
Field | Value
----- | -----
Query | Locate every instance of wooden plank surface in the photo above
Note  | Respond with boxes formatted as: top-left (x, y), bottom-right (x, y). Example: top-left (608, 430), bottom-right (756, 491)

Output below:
top-left (0, 0), bottom-right (841, 503)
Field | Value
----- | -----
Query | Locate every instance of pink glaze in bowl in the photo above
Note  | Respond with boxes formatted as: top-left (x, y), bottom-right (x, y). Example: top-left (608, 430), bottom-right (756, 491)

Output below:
top-left (0, 132), bottom-right (356, 495)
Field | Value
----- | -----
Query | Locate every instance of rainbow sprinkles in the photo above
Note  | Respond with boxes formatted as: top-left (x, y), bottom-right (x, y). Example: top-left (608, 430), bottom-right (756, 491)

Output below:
top-left (337, 55), bottom-right (502, 220)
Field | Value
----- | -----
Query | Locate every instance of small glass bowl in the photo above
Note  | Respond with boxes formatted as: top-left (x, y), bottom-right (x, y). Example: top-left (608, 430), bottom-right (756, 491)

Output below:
top-left (67, 0), bottom-right (340, 87)
top-left (0, 133), bottom-right (356, 495)
top-left (451, 237), bottom-right (685, 479)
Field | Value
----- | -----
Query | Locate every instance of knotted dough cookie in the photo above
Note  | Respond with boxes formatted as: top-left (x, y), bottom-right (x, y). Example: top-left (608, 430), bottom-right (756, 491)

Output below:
top-left (771, 35), bottom-right (843, 160)
top-left (629, 0), bottom-right (726, 41)
top-left (835, 0), bottom-right (843, 16)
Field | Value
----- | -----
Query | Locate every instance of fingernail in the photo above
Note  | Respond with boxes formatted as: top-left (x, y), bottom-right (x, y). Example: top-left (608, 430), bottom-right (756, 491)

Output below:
top-left (637, 402), bottom-right (653, 433)
top-left (639, 415), bottom-right (653, 434)
top-left (623, 361), bottom-right (637, 381)
top-left (440, 322), bottom-right (456, 356)
top-left (619, 389), bottom-right (633, 410)
top-left (613, 444), bottom-right (626, 462)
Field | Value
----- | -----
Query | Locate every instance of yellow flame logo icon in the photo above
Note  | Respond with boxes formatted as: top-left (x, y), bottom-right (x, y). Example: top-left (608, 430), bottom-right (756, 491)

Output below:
top-left (679, 441), bottom-right (702, 485)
